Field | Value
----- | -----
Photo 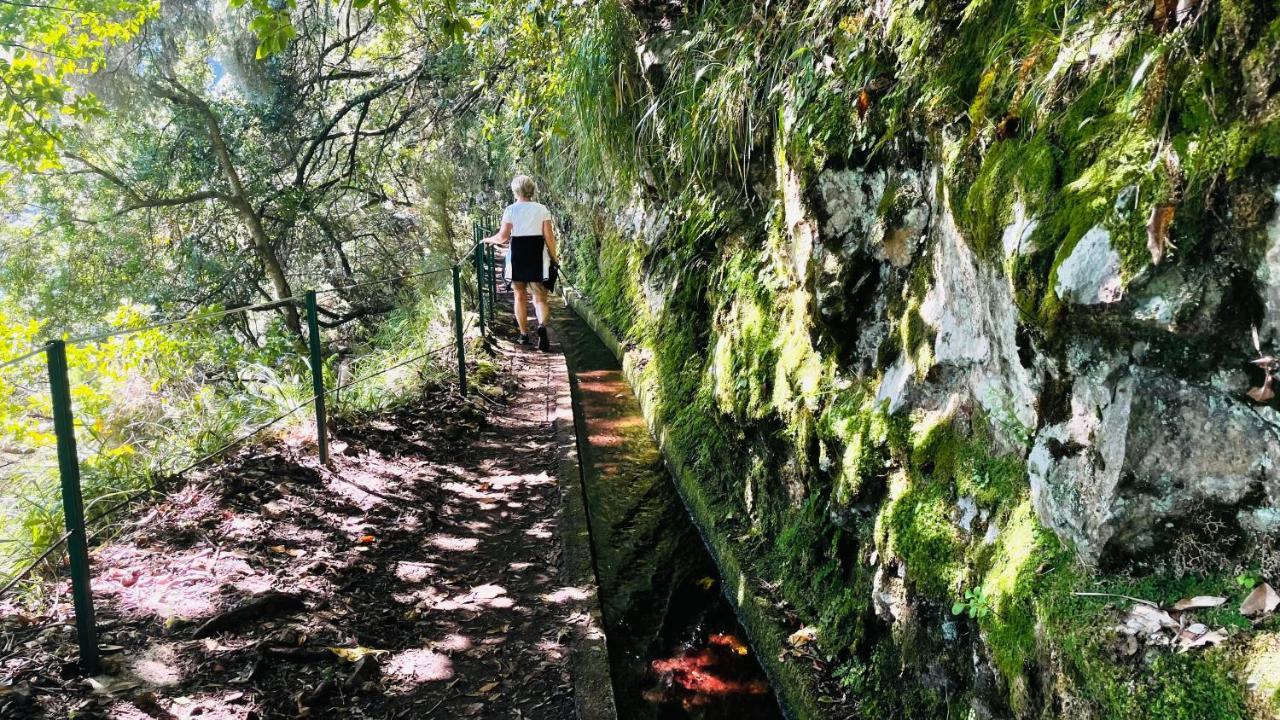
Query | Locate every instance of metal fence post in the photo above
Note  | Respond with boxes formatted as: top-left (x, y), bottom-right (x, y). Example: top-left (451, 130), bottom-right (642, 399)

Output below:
top-left (452, 265), bottom-right (467, 394)
top-left (474, 244), bottom-right (486, 338)
top-left (45, 339), bottom-right (99, 674)
top-left (488, 245), bottom-right (497, 320)
top-left (304, 292), bottom-right (330, 465)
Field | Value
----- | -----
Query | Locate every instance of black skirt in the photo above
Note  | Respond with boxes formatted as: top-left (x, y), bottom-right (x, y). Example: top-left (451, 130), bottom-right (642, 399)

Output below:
top-left (509, 234), bottom-right (548, 282)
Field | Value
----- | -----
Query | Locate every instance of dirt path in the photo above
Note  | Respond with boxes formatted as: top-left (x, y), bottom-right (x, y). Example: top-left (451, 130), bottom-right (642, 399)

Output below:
top-left (0, 322), bottom-right (594, 718)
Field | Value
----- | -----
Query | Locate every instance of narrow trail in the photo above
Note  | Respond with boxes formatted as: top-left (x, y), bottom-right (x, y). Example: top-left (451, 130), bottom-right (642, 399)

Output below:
top-left (0, 296), bottom-right (592, 719)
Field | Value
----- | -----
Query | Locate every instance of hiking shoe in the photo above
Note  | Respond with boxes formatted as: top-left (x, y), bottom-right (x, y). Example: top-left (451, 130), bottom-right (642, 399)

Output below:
top-left (518, 333), bottom-right (530, 346)
top-left (536, 325), bottom-right (550, 352)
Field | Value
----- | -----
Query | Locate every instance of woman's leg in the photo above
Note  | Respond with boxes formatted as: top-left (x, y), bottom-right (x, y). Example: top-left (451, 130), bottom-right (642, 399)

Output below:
top-left (530, 283), bottom-right (550, 328)
top-left (530, 283), bottom-right (551, 350)
top-left (512, 282), bottom-right (530, 334)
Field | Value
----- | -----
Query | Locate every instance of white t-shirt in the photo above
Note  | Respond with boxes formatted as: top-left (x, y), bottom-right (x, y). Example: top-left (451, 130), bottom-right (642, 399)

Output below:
top-left (501, 201), bottom-right (551, 236)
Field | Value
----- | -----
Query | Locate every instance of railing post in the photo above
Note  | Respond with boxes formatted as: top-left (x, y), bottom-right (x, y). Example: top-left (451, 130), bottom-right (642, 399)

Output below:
top-left (304, 292), bottom-right (330, 466)
top-left (488, 244), bottom-right (497, 320)
top-left (474, 244), bottom-right (486, 338)
top-left (45, 339), bottom-right (99, 674)
top-left (452, 265), bottom-right (467, 394)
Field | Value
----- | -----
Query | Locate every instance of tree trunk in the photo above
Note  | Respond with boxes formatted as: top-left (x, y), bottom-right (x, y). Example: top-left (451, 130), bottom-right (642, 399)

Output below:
top-left (201, 112), bottom-right (302, 336)
top-left (153, 77), bottom-right (302, 337)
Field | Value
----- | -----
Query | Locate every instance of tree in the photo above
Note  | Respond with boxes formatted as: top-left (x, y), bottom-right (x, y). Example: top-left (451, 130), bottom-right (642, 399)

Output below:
top-left (2, 0), bottom-right (503, 338)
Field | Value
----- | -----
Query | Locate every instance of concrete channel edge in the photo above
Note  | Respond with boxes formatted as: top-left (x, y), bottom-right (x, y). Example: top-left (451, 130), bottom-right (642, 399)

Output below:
top-left (548, 327), bottom-right (620, 720)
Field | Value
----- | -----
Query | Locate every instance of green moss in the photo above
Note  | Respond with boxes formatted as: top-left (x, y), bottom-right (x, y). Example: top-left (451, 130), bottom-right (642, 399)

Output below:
top-left (550, 1), bottom-right (1280, 715)
top-left (884, 472), bottom-right (964, 598)
top-left (954, 134), bottom-right (1058, 257)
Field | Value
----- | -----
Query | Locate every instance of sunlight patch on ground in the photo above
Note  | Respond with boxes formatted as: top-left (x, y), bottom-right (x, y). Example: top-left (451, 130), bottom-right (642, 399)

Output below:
top-left (542, 586), bottom-right (588, 604)
top-left (432, 633), bottom-right (472, 652)
top-left (429, 534), bottom-right (479, 552)
top-left (442, 481), bottom-right (500, 501)
top-left (128, 643), bottom-right (185, 687)
top-left (525, 519), bottom-right (555, 540)
top-left (384, 648), bottom-right (455, 685)
top-left (92, 544), bottom-right (262, 622)
top-left (110, 690), bottom-right (259, 719)
top-left (537, 638), bottom-right (567, 661)
top-left (396, 587), bottom-right (441, 607)
top-left (394, 561), bottom-right (438, 583)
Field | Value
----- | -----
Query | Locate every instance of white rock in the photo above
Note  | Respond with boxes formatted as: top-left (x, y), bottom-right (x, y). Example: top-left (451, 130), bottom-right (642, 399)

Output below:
top-left (875, 355), bottom-right (915, 413)
top-left (1055, 226), bottom-right (1123, 305)
top-left (1000, 200), bottom-right (1038, 259)
top-left (1256, 184), bottom-right (1280, 343)
top-left (919, 172), bottom-right (1037, 443)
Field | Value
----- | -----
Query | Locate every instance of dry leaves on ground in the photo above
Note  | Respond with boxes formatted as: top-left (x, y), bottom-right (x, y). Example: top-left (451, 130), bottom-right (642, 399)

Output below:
top-left (1169, 595), bottom-right (1226, 611)
top-left (1241, 583), bottom-right (1280, 618)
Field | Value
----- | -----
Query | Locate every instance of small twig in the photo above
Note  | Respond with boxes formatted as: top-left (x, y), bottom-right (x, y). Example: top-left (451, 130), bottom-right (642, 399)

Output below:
top-left (1071, 591), bottom-right (1159, 608)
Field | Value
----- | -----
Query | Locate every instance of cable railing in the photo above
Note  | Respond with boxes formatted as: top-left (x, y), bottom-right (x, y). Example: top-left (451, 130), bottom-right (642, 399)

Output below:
top-left (0, 214), bottom-right (501, 674)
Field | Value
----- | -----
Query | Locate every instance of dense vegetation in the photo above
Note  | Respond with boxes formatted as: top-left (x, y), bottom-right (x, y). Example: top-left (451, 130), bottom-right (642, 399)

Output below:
top-left (0, 0), bottom-right (527, 588)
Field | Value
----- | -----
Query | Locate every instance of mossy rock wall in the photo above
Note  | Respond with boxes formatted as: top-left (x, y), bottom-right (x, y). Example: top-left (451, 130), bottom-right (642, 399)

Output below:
top-left (550, 1), bottom-right (1280, 717)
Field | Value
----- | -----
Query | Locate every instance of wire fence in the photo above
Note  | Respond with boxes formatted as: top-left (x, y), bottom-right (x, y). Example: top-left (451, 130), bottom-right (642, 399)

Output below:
top-left (0, 217), bottom-right (501, 672)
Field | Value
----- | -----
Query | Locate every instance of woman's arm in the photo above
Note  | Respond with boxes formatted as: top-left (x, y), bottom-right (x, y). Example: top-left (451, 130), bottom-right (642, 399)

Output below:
top-left (542, 219), bottom-right (559, 263)
top-left (483, 221), bottom-right (513, 245)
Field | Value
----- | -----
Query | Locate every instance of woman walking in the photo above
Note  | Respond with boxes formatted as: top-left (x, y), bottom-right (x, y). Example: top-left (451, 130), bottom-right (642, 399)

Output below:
top-left (483, 175), bottom-right (559, 351)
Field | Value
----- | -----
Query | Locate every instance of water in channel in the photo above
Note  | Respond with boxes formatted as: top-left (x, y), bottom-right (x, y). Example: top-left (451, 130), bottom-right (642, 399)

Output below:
top-left (556, 300), bottom-right (783, 720)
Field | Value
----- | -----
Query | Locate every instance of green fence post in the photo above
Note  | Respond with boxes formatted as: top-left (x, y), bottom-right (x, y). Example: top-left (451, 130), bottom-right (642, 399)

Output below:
top-left (304, 292), bottom-right (330, 466)
top-left (488, 245), bottom-right (497, 320)
top-left (474, 244), bottom-right (486, 338)
top-left (45, 339), bottom-right (99, 674)
top-left (452, 265), bottom-right (467, 394)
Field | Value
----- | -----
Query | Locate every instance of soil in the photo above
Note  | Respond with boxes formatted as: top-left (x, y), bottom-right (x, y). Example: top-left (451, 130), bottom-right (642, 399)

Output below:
top-left (0, 337), bottom-right (585, 719)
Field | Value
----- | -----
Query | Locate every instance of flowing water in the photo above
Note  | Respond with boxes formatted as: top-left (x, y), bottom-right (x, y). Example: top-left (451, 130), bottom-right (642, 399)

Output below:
top-left (556, 301), bottom-right (783, 720)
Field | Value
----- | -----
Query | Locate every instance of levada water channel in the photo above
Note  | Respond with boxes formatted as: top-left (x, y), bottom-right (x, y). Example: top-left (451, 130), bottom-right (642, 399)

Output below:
top-left (557, 301), bottom-right (783, 720)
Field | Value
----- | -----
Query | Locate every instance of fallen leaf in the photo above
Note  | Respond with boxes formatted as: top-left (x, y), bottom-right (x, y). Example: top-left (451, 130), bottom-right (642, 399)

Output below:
top-left (358, 535), bottom-right (375, 544)
top-left (1146, 203), bottom-right (1176, 265)
top-left (695, 576), bottom-right (715, 591)
top-left (1249, 377), bottom-right (1275, 403)
top-left (1176, 625), bottom-right (1227, 652)
top-left (1120, 603), bottom-right (1178, 636)
top-left (328, 646), bottom-right (388, 663)
top-left (788, 626), bottom-right (817, 647)
top-left (476, 681), bottom-right (499, 695)
top-left (1241, 583), bottom-right (1280, 617)
top-left (1170, 595), bottom-right (1227, 611)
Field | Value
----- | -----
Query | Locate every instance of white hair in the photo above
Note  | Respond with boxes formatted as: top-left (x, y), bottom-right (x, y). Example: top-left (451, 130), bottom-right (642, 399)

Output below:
top-left (510, 174), bottom-right (537, 200)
